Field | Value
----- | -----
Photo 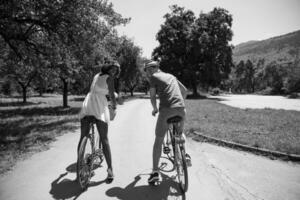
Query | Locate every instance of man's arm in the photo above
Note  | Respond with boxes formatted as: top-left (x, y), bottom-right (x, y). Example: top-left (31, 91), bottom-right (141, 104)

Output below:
top-left (150, 87), bottom-right (158, 116)
top-left (177, 80), bottom-right (188, 99)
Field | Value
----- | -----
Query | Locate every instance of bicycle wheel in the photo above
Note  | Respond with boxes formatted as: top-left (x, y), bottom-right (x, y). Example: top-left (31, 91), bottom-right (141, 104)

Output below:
top-left (77, 136), bottom-right (93, 190)
top-left (174, 143), bottom-right (189, 193)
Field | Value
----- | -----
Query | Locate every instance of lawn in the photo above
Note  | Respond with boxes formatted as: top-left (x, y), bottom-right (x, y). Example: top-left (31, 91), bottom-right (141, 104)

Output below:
top-left (185, 98), bottom-right (300, 155)
top-left (0, 94), bottom-right (83, 174)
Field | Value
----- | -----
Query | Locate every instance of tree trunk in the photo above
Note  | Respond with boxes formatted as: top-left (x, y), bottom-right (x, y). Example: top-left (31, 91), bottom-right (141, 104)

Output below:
top-left (39, 78), bottom-right (44, 97)
top-left (62, 78), bottom-right (68, 107)
top-left (130, 89), bottom-right (134, 96)
top-left (39, 85), bottom-right (43, 97)
top-left (22, 86), bottom-right (27, 103)
top-left (192, 83), bottom-right (198, 96)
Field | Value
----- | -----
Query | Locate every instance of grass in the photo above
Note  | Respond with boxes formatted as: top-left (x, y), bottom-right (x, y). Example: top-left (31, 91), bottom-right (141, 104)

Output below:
top-left (185, 98), bottom-right (300, 155)
top-left (0, 94), bottom-right (83, 174)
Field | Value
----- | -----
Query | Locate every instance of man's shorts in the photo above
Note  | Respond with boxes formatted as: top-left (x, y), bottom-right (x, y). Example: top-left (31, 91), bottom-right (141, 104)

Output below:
top-left (155, 107), bottom-right (186, 137)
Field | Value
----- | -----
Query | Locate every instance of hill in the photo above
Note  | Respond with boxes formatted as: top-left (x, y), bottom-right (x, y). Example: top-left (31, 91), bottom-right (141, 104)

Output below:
top-left (233, 30), bottom-right (300, 65)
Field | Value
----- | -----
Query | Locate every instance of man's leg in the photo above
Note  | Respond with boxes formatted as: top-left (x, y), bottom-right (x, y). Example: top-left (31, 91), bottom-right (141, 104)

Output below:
top-left (149, 109), bottom-right (169, 183)
top-left (175, 108), bottom-right (192, 166)
top-left (152, 136), bottom-right (165, 172)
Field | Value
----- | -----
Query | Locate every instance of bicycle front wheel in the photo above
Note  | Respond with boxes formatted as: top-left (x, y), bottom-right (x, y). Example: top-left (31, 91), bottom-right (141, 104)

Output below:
top-left (175, 144), bottom-right (189, 193)
top-left (77, 136), bottom-right (93, 190)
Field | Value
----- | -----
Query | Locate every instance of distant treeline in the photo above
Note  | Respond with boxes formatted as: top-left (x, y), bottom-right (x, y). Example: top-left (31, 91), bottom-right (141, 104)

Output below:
top-left (228, 59), bottom-right (300, 95)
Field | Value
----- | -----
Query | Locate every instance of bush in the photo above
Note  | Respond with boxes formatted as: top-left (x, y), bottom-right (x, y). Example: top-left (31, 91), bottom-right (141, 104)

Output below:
top-left (288, 93), bottom-right (299, 99)
top-left (211, 87), bottom-right (221, 95)
top-left (256, 87), bottom-right (273, 95)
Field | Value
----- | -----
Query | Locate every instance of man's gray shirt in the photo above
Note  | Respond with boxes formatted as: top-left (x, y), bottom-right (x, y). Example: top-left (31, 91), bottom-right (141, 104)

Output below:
top-left (150, 71), bottom-right (185, 109)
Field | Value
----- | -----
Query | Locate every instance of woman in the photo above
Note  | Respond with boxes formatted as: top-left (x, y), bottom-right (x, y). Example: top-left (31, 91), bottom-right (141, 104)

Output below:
top-left (78, 61), bottom-right (120, 182)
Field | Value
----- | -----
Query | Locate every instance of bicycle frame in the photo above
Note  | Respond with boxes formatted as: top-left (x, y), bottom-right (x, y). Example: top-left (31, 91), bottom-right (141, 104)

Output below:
top-left (165, 122), bottom-right (185, 161)
top-left (162, 120), bottom-right (188, 193)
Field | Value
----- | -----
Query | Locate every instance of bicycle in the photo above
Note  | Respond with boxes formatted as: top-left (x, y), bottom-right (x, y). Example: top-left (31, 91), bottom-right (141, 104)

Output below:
top-left (161, 115), bottom-right (189, 193)
top-left (77, 116), bottom-right (104, 190)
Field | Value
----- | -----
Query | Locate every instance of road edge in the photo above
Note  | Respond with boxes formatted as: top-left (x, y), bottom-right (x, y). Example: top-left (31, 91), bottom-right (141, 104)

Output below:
top-left (189, 131), bottom-right (300, 162)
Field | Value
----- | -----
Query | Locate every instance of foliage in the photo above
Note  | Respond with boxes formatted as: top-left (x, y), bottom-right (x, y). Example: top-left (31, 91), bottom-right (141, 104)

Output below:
top-left (0, 0), bottom-right (135, 105)
top-left (153, 5), bottom-right (233, 95)
top-left (117, 36), bottom-right (142, 96)
top-left (230, 58), bottom-right (300, 94)
top-left (232, 60), bottom-right (256, 93)
top-left (232, 29), bottom-right (300, 94)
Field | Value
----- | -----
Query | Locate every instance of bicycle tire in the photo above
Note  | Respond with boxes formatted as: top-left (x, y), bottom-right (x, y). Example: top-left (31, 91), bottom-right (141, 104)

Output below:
top-left (172, 124), bottom-right (188, 193)
top-left (178, 145), bottom-right (188, 192)
top-left (77, 136), bottom-right (92, 190)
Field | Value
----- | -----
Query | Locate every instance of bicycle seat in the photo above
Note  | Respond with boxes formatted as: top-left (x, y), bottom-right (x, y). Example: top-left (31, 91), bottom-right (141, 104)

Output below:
top-left (167, 116), bottom-right (183, 124)
top-left (84, 115), bottom-right (98, 124)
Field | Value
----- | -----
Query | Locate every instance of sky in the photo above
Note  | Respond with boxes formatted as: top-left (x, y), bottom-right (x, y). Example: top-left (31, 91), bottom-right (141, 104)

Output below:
top-left (110, 0), bottom-right (300, 58)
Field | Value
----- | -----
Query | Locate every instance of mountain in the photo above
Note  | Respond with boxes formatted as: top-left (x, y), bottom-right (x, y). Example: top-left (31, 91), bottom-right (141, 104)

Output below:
top-left (233, 30), bottom-right (300, 65)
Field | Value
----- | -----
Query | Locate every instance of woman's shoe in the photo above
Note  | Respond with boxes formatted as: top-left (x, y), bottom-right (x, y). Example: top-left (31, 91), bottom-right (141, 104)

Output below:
top-left (106, 168), bottom-right (114, 183)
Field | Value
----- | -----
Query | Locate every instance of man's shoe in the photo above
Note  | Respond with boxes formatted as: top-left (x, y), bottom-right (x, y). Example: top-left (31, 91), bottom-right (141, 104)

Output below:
top-left (148, 172), bottom-right (159, 184)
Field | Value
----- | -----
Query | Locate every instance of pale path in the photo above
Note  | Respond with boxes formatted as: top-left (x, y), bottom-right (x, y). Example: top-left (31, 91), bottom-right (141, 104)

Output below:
top-left (0, 99), bottom-right (300, 200)
top-left (215, 94), bottom-right (300, 111)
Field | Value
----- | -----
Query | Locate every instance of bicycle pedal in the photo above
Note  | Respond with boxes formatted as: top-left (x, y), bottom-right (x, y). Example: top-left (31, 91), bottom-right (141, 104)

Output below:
top-left (163, 146), bottom-right (171, 154)
top-left (148, 180), bottom-right (160, 186)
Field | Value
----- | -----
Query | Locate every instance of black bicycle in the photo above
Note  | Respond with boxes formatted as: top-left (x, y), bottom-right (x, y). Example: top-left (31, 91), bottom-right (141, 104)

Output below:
top-left (77, 116), bottom-right (104, 190)
top-left (161, 116), bottom-right (189, 193)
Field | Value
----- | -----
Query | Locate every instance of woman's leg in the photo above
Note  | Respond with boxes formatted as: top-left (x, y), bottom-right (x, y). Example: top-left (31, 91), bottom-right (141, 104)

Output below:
top-left (95, 120), bottom-right (113, 171)
top-left (77, 117), bottom-right (90, 155)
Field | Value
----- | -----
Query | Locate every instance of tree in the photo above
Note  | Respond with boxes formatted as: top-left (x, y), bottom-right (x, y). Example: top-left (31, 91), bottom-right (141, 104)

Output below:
top-left (0, 0), bottom-right (130, 106)
top-left (153, 5), bottom-right (196, 93)
top-left (0, 0), bottom-right (129, 58)
top-left (192, 8), bottom-right (233, 90)
top-left (153, 5), bottom-right (233, 96)
top-left (117, 37), bottom-right (142, 96)
top-left (263, 61), bottom-right (288, 94)
top-left (3, 51), bottom-right (37, 103)
top-left (283, 59), bottom-right (300, 93)
top-left (232, 60), bottom-right (256, 93)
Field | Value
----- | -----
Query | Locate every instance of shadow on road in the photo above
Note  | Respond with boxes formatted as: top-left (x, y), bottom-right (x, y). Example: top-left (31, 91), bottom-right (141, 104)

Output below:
top-left (49, 172), bottom-right (83, 200)
top-left (50, 170), bottom-right (107, 200)
top-left (106, 173), bottom-right (185, 200)
top-left (66, 162), bottom-right (77, 173)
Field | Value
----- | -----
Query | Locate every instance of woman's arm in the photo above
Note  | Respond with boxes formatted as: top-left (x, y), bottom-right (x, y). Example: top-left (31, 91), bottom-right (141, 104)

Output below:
top-left (107, 76), bottom-right (117, 109)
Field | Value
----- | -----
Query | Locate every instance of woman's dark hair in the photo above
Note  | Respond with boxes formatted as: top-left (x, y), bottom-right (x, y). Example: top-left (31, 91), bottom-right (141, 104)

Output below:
top-left (101, 62), bottom-right (120, 77)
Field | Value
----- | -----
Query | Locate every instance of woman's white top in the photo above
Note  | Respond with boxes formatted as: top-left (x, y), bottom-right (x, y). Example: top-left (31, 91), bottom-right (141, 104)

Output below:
top-left (79, 73), bottom-right (110, 123)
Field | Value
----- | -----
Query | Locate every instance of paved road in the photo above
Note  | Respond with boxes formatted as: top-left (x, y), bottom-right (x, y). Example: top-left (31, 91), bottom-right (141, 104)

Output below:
top-left (0, 99), bottom-right (300, 200)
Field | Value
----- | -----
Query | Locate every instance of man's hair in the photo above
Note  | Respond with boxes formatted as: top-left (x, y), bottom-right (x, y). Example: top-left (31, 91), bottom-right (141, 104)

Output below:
top-left (144, 60), bottom-right (159, 71)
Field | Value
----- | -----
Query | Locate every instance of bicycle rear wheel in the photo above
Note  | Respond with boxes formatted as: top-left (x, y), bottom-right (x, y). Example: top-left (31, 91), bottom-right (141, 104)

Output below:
top-left (77, 136), bottom-right (93, 190)
top-left (175, 144), bottom-right (189, 193)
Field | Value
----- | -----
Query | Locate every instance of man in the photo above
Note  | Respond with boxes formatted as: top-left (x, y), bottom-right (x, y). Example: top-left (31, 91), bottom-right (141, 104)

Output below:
top-left (144, 60), bottom-right (191, 184)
